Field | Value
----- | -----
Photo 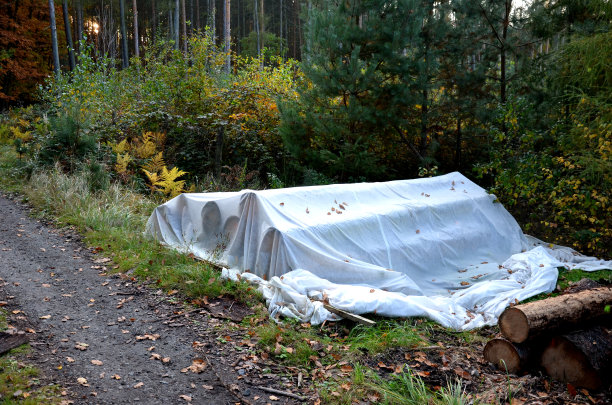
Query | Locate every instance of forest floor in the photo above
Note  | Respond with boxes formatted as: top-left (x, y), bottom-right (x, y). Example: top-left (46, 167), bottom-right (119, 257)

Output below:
top-left (0, 190), bottom-right (611, 404)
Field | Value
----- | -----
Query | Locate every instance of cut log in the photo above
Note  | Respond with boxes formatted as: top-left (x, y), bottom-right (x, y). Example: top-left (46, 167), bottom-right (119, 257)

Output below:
top-left (498, 287), bottom-right (612, 343)
top-left (483, 338), bottom-right (539, 374)
top-left (0, 331), bottom-right (29, 355)
top-left (540, 326), bottom-right (612, 390)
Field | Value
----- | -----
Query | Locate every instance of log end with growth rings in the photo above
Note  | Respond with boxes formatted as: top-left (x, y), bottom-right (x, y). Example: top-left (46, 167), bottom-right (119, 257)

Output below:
top-left (499, 307), bottom-right (529, 343)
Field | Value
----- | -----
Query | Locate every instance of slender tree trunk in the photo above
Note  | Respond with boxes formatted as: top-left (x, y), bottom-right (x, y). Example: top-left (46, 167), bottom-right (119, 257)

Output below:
top-left (254, 0), bottom-right (260, 57)
top-left (279, 0), bottom-right (282, 57)
top-left (500, 0), bottom-right (511, 139)
top-left (223, 0), bottom-right (230, 73)
top-left (152, 0), bottom-right (157, 42)
top-left (174, 0), bottom-right (180, 50)
top-left (455, 117), bottom-right (462, 171)
top-left (259, 0), bottom-right (264, 50)
top-left (133, 0), bottom-right (139, 58)
top-left (62, 0), bottom-right (76, 70)
top-left (182, 0), bottom-right (188, 51)
top-left (189, 0), bottom-right (193, 34)
top-left (48, 0), bottom-right (61, 77)
top-left (76, 0), bottom-right (83, 52)
top-left (120, 0), bottom-right (129, 68)
top-left (196, 0), bottom-right (200, 30)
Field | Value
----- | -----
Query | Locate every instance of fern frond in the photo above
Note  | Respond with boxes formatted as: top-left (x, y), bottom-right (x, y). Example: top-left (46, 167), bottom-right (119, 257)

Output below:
top-left (153, 166), bottom-right (188, 198)
top-left (142, 152), bottom-right (166, 173)
top-left (112, 139), bottom-right (129, 154)
top-left (114, 153), bottom-right (132, 174)
top-left (142, 168), bottom-right (160, 191)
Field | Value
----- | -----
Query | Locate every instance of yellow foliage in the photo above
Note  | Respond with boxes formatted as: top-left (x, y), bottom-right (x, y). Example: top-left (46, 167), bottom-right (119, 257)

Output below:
top-left (115, 153), bottom-right (132, 174)
top-left (112, 139), bottom-right (129, 154)
top-left (142, 152), bottom-right (166, 174)
top-left (142, 168), bottom-right (160, 191)
top-left (154, 166), bottom-right (188, 198)
top-left (10, 126), bottom-right (32, 141)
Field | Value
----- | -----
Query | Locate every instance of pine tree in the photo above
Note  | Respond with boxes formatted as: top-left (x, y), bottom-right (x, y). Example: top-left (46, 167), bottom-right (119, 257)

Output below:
top-left (280, 0), bottom-right (447, 181)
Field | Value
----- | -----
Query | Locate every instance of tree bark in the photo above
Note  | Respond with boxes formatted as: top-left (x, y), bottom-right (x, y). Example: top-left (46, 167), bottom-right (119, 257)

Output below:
top-left (175, 0), bottom-right (180, 50)
top-left (120, 0), bottom-right (129, 68)
top-left (540, 326), bottom-right (612, 390)
top-left (182, 0), bottom-right (188, 52)
top-left (48, 0), bottom-right (61, 77)
top-left (133, 0), bottom-right (139, 58)
top-left (483, 338), bottom-right (538, 374)
top-left (223, 0), bottom-right (231, 73)
top-left (498, 287), bottom-right (612, 343)
top-left (62, 0), bottom-right (76, 70)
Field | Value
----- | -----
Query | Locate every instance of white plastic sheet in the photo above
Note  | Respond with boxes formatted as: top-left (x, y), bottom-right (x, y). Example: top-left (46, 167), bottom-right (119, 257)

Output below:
top-left (146, 172), bottom-right (612, 329)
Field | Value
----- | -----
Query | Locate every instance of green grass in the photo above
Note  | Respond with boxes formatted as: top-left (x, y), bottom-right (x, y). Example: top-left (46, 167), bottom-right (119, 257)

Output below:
top-left (0, 309), bottom-right (63, 404)
top-left (347, 320), bottom-right (430, 355)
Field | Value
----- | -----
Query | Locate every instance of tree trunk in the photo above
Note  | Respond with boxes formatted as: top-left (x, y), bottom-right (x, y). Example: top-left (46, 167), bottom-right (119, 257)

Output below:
top-left (152, 0), bottom-right (157, 42)
top-left (48, 0), bottom-right (61, 77)
top-left (133, 0), bottom-right (139, 58)
top-left (498, 287), bottom-right (612, 343)
top-left (174, 0), bottom-right (180, 50)
top-left (540, 326), bottom-right (612, 390)
top-left (500, 0), bottom-right (511, 139)
top-left (455, 117), bottom-right (462, 171)
top-left (223, 0), bottom-right (231, 73)
top-left (120, 0), bottom-right (129, 68)
top-left (483, 338), bottom-right (538, 374)
top-left (76, 0), bottom-right (84, 52)
top-left (254, 0), bottom-right (260, 57)
top-left (62, 0), bottom-right (76, 70)
top-left (182, 0), bottom-right (188, 52)
top-left (196, 0), bottom-right (200, 31)
top-left (259, 0), bottom-right (264, 50)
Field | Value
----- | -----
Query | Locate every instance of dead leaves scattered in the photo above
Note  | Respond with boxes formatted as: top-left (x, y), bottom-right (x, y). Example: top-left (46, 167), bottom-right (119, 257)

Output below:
top-left (90, 359), bottom-right (103, 366)
top-left (74, 342), bottom-right (89, 351)
top-left (136, 334), bottom-right (160, 341)
top-left (77, 377), bottom-right (88, 386)
top-left (181, 358), bottom-right (207, 374)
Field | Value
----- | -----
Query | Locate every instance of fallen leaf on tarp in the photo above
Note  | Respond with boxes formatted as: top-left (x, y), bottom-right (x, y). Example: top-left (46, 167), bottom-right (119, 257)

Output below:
top-left (460, 281), bottom-right (470, 286)
top-left (181, 358), bottom-right (207, 373)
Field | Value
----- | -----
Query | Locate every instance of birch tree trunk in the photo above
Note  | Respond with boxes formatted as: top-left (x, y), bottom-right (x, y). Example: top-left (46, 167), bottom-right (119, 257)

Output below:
top-left (48, 0), bottom-right (61, 77)
top-left (62, 0), bottom-right (76, 70)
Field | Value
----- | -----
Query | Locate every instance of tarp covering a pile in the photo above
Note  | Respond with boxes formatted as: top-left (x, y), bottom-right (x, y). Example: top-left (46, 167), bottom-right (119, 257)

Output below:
top-left (145, 172), bottom-right (611, 329)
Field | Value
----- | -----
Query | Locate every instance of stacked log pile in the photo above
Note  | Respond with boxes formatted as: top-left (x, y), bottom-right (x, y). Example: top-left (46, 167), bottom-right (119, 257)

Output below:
top-left (483, 285), bottom-right (612, 390)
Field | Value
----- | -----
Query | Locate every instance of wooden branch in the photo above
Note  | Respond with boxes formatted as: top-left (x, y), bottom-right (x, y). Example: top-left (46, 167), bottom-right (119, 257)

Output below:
top-left (258, 386), bottom-right (307, 401)
top-left (322, 303), bottom-right (376, 326)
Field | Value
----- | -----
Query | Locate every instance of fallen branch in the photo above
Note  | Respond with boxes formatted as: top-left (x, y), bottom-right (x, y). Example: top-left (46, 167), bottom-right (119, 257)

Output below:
top-left (321, 303), bottom-right (376, 326)
top-left (257, 386), bottom-right (307, 401)
top-left (0, 331), bottom-right (29, 355)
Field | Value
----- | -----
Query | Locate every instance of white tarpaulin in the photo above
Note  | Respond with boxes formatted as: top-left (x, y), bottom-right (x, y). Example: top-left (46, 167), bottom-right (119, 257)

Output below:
top-left (145, 172), bottom-right (612, 329)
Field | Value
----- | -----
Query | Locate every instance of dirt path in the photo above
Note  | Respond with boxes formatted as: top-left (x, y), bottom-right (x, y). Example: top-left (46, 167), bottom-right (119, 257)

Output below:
top-left (0, 193), bottom-right (301, 404)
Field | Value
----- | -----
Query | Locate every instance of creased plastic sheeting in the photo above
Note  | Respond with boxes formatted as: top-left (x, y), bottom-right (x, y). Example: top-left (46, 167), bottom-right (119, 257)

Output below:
top-left (146, 172), bottom-right (612, 329)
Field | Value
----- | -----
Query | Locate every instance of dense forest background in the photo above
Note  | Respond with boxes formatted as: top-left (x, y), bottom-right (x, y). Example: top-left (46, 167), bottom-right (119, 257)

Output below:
top-left (0, 0), bottom-right (610, 256)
